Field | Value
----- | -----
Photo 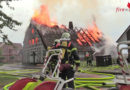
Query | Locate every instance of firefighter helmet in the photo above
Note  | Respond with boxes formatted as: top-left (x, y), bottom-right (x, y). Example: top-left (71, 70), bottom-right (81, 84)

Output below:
top-left (47, 46), bottom-right (51, 50)
top-left (53, 39), bottom-right (60, 46)
top-left (54, 39), bottom-right (60, 43)
top-left (61, 32), bottom-right (70, 39)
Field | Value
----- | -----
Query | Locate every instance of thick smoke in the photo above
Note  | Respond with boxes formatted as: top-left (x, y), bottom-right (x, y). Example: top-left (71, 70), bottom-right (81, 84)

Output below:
top-left (93, 35), bottom-right (118, 59)
top-left (38, 0), bottom-right (100, 27)
top-left (103, 35), bottom-right (117, 57)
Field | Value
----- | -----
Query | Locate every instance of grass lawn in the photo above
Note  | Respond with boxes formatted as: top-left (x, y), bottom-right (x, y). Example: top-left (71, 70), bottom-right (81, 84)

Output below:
top-left (0, 68), bottom-right (41, 89)
top-left (0, 63), bottom-right (5, 66)
top-left (80, 60), bottom-right (120, 72)
top-left (0, 73), bottom-right (18, 88)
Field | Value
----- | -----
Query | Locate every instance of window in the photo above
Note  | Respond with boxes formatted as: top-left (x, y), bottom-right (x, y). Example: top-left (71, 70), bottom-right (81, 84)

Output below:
top-left (35, 37), bottom-right (38, 44)
top-left (32, 29), bottom-right (34, 34)
top-left (32, 39), bottom-right (35, 45)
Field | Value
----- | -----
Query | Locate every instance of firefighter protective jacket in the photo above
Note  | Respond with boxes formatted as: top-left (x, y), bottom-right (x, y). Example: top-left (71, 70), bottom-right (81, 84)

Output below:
top-left (59, 40), bottom-right (80, 67)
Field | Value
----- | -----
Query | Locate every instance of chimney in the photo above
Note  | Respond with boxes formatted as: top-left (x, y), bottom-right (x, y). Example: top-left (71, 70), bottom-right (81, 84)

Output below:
top-left (69, 21), bottom-right (73, 30)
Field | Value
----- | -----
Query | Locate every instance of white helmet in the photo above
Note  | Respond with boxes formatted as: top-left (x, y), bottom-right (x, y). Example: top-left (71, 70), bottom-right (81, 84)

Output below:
top-left (54, 39), bottom-right (60, 43)
top-left (61, 32), bottom-right (70, 40)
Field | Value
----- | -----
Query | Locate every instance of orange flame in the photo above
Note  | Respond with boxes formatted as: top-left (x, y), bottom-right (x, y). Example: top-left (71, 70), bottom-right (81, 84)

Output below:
top-left (76, 39), bottom-right (83, 46)
top-left (32, 5), bottom-right (102, 46)
top-left (32, 5), bottom-right (57, 27)
top-left (87, 22), bottom-right (102, 42)
top-left (77, 32), bottom-right (86, 43)
top-left (76, 22), bottom-right (102, 46)
top-left (77, 31), bottom-right (92, 46)
top-left (84, 30), bottom-right (96, 43)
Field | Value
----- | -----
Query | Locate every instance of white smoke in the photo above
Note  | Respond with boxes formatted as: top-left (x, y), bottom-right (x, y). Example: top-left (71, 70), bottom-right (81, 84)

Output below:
top-left (93, 35), bottom-right (118, 59)
top-left (37, 0), bottom-right (100, 28)
top-left (103, 35), bottom-right (117, 56)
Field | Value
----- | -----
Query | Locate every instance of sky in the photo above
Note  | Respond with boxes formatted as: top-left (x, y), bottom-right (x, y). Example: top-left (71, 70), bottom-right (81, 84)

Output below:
top-left (0, 0), bottom-right (130, 44)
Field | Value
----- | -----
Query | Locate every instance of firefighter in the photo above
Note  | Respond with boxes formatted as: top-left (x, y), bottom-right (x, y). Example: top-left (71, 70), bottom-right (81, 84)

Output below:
top-left (59, 32), bottom-right (80, 89)
top-left (85, 52), bottom-right (93, 66)
top-left (52, 39), bottom-right (60, 49)
top-left (50, 39), bottom-right (60, 72)
top-left (85, 52), bottom-right (90, 66)
top-left (46, 39), bottom-right (60, 73)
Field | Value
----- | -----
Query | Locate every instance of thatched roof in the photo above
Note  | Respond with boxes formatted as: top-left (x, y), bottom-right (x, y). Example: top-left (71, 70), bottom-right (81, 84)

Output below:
top-left (28, 20), bottom-right (92, 52)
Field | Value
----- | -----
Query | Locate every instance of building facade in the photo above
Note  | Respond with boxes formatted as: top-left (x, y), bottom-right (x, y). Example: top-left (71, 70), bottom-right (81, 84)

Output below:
top-left (22, 21), bottom-right (94, 64)
top-left (0, 42), bottom-right (22, 63)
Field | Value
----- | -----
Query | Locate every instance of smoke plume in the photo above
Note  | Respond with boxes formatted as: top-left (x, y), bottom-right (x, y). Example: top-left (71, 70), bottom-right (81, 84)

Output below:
top-left (93, 35), bottom-right (118, 59)
top-left (37, 0), bottom-right (101, 27)
top-left (36, 0), bottom-right (118, 59)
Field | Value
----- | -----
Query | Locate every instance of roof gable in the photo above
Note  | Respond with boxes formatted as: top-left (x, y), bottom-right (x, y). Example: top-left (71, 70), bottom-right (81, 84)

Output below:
top-left (117, 25), bottom-right (130, 43)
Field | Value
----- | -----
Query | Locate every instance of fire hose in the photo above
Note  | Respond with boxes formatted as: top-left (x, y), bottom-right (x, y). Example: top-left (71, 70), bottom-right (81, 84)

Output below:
top-left (2, 69), bottom-right (115, 90)
top-left (74, 71), bottom-right (115, 90)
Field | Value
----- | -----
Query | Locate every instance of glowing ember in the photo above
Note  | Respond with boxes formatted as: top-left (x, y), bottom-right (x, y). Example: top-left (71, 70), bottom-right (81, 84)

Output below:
top-left (77, 32), bottom-right (86, 43)
top-left (77, 30), bottom-right (92, 46)
top-left (32, 29), bottom-right (34, 34)
top-left (32, 5), bottom-right (57, 27)
top-left (85, 30), bottom-right (96, 43)
top-left (32, 39), bottom-right (35, 45)
top-left (76, 39), bottom-right (83, 46)
top-left (35, 37), bottom-right (38, 44)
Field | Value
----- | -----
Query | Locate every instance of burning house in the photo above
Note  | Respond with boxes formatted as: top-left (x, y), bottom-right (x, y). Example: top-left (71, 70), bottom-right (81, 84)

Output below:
top-left (22, 21), bottom-right (97, 64)
top-left (22, 5), bottom-right (109, 65)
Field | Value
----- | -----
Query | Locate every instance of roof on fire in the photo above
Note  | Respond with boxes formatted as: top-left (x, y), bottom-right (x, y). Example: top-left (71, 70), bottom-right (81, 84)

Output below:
top-left (24, 20), bottom-right (96, 52)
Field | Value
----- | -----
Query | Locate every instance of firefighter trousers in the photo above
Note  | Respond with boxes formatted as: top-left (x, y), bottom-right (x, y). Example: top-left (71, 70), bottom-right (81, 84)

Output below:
top-left (59, 67), bottom-right (75, 89)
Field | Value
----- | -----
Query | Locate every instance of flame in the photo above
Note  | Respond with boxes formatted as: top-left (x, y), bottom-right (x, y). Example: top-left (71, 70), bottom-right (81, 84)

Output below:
top-left (76, 22), bottom-right (102, 46)
top-left (32, 4), bottom-right (102, 46)
top-left (88, 22), bottom-right (102, 41)
top-left (77, 31), bottom-right (92, 46)
top-left (85, 30), bottom-right (96, 43)
top-left (77, 32), bottom-right (86, 43)
top-left (76, 39), bottom-right (83, 46)
top-left (60, 25), bottom-right (67, 30)
top-left (32, 5), bottom-right (57, 27)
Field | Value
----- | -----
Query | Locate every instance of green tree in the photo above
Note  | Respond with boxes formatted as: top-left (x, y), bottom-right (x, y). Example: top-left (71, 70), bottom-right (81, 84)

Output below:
top-left (0, 0), bottom-right (21, 44)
